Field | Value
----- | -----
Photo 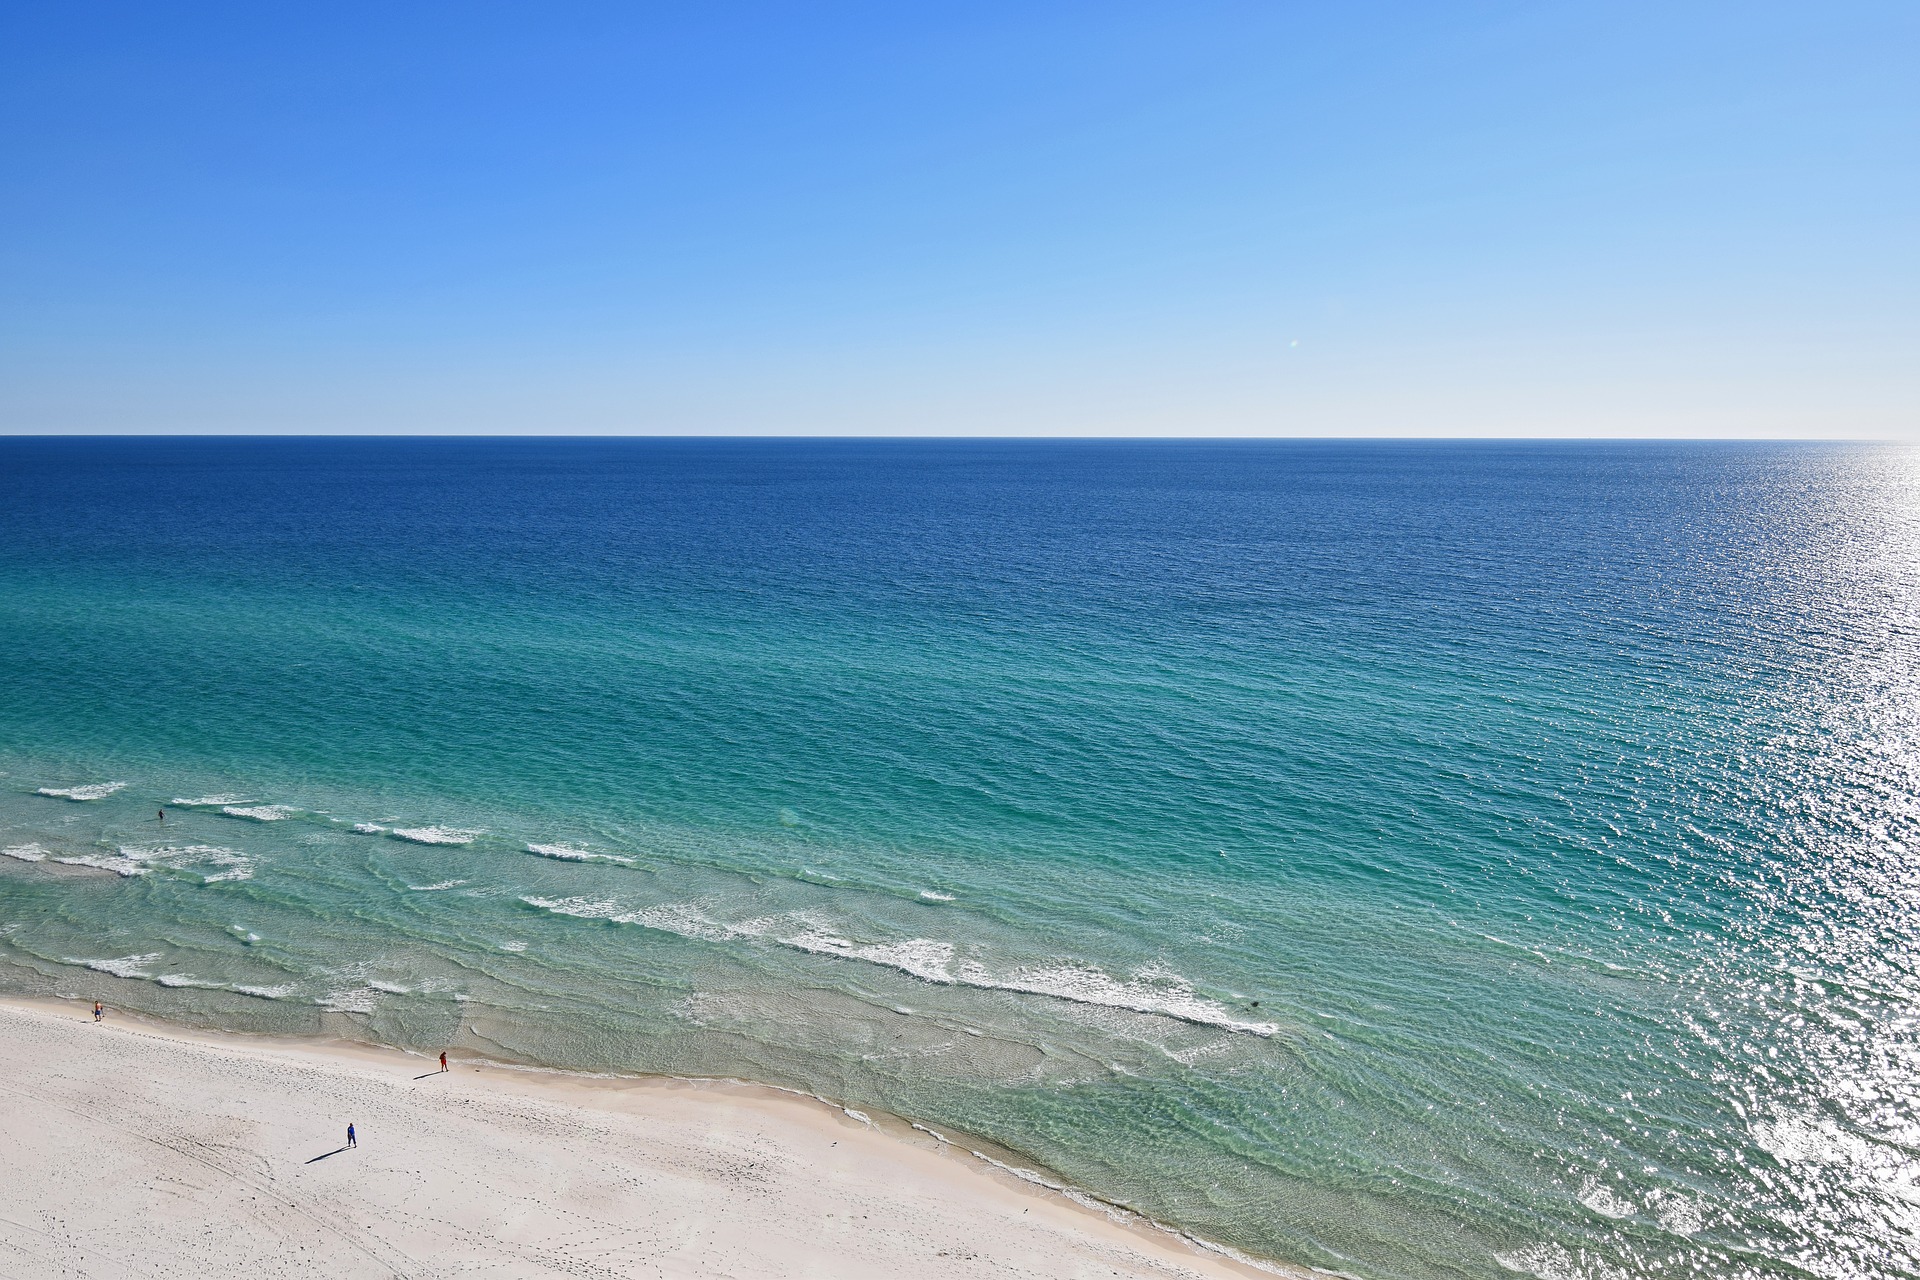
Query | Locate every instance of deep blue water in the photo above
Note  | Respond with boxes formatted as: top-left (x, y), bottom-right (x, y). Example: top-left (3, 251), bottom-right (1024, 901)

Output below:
top-left (2, 437), bottom-right (1916, 1280)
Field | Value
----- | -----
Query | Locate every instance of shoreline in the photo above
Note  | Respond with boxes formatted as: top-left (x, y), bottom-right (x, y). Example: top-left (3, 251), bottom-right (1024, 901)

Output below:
top-left (0, 995), bottom-right (1300, 1279)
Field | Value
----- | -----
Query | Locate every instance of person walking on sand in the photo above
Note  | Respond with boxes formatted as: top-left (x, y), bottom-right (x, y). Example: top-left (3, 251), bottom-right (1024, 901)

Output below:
top-left (93, 1000), bottom-right (103, 1022)
top-left (346, 1123), bottom-right (356, 1149)
top-left (439, 1051), bottom-right (448, 1073)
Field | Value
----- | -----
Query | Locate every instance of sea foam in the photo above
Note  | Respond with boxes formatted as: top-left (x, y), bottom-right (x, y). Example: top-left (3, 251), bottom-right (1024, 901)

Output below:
top-left (37, 782), bottom-right (127, 801)
top-left (75, 953), bottom-right (162, 978)
top-left (53, 853), bottom-right (150, 877)
top-left (53, 843), bottom-right (254, 883)
top-left (221, 804), bottom-right (296, 822)
top-left (390, 826), bottom-right (481, 846)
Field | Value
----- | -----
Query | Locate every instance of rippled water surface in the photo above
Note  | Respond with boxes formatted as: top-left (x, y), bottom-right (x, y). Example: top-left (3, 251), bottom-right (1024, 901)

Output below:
top-left (2, 438), bottom-right (1915, 1279)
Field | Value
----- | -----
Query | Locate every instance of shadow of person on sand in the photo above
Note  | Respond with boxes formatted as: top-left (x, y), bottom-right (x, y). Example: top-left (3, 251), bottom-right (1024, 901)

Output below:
top-left (304, 1147), bottom-right (351, 1164)
top-left (412, 1071), bottom-right (442, 1080)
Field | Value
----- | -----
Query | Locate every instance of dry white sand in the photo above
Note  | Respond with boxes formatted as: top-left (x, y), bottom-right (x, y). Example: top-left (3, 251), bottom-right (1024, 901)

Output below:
top-left (0, 998), bottom-right (1287, 1279)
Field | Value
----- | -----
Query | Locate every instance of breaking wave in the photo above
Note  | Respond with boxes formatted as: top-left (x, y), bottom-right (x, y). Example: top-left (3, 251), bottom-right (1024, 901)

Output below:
top-left (389, 826), bottom-right (480, 846)
top-left (37, 782), bottom-right (127, 801)
top-left (221, 804), bottom-right (296, 822)
top-left (526, 843), bottom-right (636, 866)
top-left (519, 896), bottom-right (1277, 1036)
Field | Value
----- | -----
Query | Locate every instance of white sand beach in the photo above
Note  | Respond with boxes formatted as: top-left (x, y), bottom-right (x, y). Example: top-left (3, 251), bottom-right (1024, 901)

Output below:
top-left (0, 998), bottom-right (1281, 1279)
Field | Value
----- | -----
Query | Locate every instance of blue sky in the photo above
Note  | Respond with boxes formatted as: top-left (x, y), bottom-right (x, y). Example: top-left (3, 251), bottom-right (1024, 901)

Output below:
top-left (2, 2), bottom-right (1914, 436)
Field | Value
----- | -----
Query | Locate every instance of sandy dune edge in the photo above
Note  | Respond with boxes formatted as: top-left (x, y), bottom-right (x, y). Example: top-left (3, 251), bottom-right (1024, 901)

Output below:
top-left (0, 999), bottom-right (1288, 1279)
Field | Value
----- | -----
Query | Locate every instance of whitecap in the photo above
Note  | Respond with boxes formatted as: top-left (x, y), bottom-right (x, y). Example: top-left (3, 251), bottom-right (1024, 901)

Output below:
top-left (2, 844), bottom-right (50, 863)
top-left (526, 843), bottom-right (636, 866)
top-left (407, 879), bottom-right (468, 892)
top-left (352, 822), bottom-right (387, 834)
top-left (389, 826), bottom-right (480, 846)
top-left (221, 804), bottom-right (295, 822)
top-left (919, 890), bottom-right (956, 902)
top-left (367, 979), bottom-right (411, 994)
top-left (171, 795), bottom-right (249, 807)
top-left (499, 940), bottom-right (528, 952)
top-left (233, 983), bottom-right (296, 1000)
top-left (37, 782), bottom-right (128, 801)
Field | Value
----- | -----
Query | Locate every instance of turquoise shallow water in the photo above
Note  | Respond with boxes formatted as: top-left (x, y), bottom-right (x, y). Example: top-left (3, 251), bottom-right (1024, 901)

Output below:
top-left (2, 438), bottom-right (1916, 1279)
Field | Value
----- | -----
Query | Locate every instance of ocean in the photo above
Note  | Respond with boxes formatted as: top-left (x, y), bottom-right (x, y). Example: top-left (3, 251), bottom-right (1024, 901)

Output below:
top-left (1, 437), bottom-right (1913, 1280)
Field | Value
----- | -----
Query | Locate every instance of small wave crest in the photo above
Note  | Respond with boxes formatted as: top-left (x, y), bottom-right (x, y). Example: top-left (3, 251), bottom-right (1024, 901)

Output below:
top-left (2, 844), bottom-right (50, 863)
top-left (155, 973), bottom-right (226, 990)
top-left (37, 782), bottom-right (128, 801)
top-left (72, 952), bottom-right (162, 978)
top-left (53, 853), bottom-right (150, 877)
top-left (63, 953), bottom-right (296, 1001)
top-left (171, 795), bottom-right (249, 807)
top-left (526, 843), bottom-right (637, 866)
top-left (390, 826), bottom-right (481, 846)
top-left (221, 804), bottom-right (296, 822)
top-left (518, 896), bottom-right (1278, 1036)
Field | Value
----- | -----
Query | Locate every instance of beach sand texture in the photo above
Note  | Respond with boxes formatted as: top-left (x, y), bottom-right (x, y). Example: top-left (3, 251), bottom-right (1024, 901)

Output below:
top-left (0, 1000), bottom-right (1277, 1279)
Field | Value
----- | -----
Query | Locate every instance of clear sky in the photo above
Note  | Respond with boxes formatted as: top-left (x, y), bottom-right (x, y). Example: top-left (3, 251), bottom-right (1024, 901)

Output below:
top-left (2, 2), bottom-right (1914, 437)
